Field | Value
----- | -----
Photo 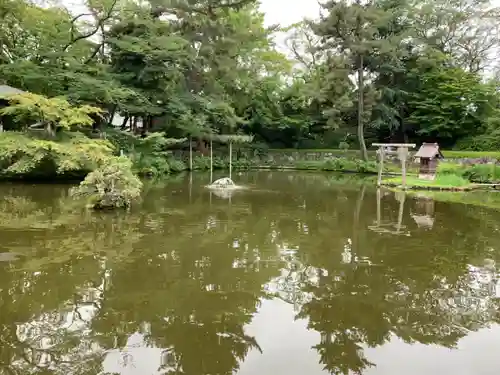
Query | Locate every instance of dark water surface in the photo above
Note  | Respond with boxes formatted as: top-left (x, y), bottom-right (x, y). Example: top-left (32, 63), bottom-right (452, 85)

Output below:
top-left (1, 171), bottom-right (500, 375)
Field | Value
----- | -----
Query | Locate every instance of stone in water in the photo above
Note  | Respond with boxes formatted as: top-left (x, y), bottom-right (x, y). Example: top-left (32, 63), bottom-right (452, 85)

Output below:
top-left (210, 177), bottom-right (236, 188)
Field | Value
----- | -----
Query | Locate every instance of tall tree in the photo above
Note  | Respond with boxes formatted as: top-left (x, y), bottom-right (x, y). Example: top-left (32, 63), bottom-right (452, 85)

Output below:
top-left (313, 0), bottom-right (405, 159)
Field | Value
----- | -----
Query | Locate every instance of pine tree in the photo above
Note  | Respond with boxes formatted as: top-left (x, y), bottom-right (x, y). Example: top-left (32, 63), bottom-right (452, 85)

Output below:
top-left (313, 0), bottom-right (409, 159)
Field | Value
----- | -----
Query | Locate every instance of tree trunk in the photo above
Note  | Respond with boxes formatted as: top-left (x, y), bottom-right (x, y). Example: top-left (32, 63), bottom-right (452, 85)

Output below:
top-left (108, 106), bottom-right (116, 126)
top-left (141, 116), bottom-right (148, 137)
top-left (45, 122), bottom-right (55, 137)
top-left (121, 115), bottom-right (129, 130)
top-left (357, 54), bottom-right (368, 161)
top-left (229, 141), bottom-right (232, 180)
top-left (400, 106), bottom-right (408, 143)
top-left (210, 138), bottom-right (213, 183)
top-left (132, 117), bottom-right (138, 134)
top-left (148, 116), bottom-right (154, 132)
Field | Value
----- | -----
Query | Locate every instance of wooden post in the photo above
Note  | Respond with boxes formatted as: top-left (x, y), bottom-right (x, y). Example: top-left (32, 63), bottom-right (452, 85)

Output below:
top-left (377, 147), bottom-right (385, 187)
top-left (396, 191), bottom-right (405, 233)
top-left (229, 141), bottom-right (232, 180)
top-left (376, 188), bottom-right (381, 226)
top-left (189, 172), bottom-right (192, 203)
top-left (210, 138), bottom-right (213, 184)
top-left (399, 147), bottom-right (408, 190)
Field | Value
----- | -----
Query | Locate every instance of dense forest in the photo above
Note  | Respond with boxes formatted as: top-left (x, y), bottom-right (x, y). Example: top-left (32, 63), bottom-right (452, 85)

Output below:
top-left (1, 0), bottom-right (500, 159)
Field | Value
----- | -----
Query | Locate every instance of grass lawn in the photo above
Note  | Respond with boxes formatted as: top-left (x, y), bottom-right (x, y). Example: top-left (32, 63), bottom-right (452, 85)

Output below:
top-left (382, 174), bottom-right (472, 190)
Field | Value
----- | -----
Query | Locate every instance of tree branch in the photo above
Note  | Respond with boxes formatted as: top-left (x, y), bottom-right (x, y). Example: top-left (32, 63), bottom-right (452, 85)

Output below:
top-left (84, 42), bottom-right (105, 64)
top-left (63, 0), bottom-right (118, 52)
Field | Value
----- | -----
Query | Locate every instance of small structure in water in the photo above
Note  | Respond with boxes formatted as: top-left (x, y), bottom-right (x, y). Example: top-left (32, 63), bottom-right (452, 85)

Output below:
top-left (207, 177), bottom-right (244, 199)
top-left (208, 177), bottom-right (237, 189)
top-left (414, 143), bottom-right (444, 180)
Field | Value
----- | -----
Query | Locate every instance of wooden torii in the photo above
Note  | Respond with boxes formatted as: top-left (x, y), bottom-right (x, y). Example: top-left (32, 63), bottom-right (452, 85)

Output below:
top-left (372, 143), bottom-right (416, 189)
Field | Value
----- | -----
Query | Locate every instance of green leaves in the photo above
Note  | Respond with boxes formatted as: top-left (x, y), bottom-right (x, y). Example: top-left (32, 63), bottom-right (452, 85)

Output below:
top-left (0, 93), bottom-right (104, 132)
top-left (71, 156), bottom-right (142, 209)
top-left (0, 132), bottom-right (115, 178)
top-left (407, 63), bottom-right (496, 145)
top-left (2, 0), bottom-right (500, 151)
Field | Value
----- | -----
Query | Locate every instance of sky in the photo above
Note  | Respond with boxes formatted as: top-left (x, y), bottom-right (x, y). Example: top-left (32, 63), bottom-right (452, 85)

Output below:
top-left (258, 0), bottom-right (321, 53)
top-left (259, 0), bottom-right (320, 27)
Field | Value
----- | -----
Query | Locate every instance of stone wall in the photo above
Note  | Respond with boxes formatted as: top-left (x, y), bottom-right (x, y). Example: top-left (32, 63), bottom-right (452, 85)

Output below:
top-left (171, 149), bottom-right (374, 166)
top-left (170, 149), bottom-right (498, 166)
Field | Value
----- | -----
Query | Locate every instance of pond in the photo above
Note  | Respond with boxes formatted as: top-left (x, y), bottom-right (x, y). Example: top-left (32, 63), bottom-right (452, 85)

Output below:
top-left (1, 171), bottom-right (500, 375)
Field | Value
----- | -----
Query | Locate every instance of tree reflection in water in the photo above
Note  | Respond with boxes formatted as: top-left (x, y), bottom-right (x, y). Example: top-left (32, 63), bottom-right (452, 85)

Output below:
top-left (0, 173), bottom-right (500, 375)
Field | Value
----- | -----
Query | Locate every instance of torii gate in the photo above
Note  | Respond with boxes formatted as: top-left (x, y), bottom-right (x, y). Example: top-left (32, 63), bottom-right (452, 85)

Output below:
top-left (372, 143), bottom-right (416, 189)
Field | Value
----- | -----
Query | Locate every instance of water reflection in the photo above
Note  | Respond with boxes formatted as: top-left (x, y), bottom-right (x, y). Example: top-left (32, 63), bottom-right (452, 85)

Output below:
top-left (1, 172), bottom-right (500, 375)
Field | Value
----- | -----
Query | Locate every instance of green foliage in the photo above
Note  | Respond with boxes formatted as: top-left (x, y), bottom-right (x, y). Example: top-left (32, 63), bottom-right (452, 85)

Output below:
top-left (192, 156), bottom-right (211, 170)
top-left (438, 161), bottom-right (500, 183)
top-left (105, 128), bottom-right (140, 154)
top-left (0, 132), bottom-right (114, 179)
top-left (441, 151), bottom-right (500, 159)
top-left (71, 156), bottom-right (142, 209)
top-left (437, 162), bottom-right (463, 175)
top-left (407, 65), bottom-right (497, 146)
top-left (125, 132), bottom-right (186, 176)
top-left (338, 141), bottom-right (350, 151)
top-left (133, 154), bottom-right (171, 177)
top-left (463, 164), bottom-right (500, 183)
top-left (167, 159), bottom-right (187, 173)
top-left (2, 0), bottom-right (500, 160)
top-left (0, 93), bottom-right (104, 134)
top-left (294, 158), bottom-right (378, 174)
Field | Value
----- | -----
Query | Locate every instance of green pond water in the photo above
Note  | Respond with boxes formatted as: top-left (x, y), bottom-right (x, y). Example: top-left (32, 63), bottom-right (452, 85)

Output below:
top-left (1, 171), bottom-right (500, 375)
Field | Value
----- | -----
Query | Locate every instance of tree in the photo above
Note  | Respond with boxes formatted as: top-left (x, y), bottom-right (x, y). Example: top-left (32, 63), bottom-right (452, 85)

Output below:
top-left (407, 59), bottom-right (498, 147)
top-left (411, 0), bottom-right (500, 74)
top-left (313, 0), bottom-right (407, 160)
top-left (0, 92), bottom-right (103, 135)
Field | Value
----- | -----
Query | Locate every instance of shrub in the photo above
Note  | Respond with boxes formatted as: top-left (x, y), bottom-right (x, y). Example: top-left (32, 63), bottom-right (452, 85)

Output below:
top-left (338, 141), bottom-right (350, 151)
top-left (192, 155), bottom-right (211, 170)
top-left (463, 164), bottom-right (500, 183)
top-left (212, 156), bottom-right (228, 169)
top-left (0, 131), bottom-right (115, 179)
top-left (354, 160), bottom-right (377, 173)
top-left (248, 142), bottom-right (269, 157)
top-left (71, 157), bottom-right (142, 209)
top-left (437, 161), bottom-right (500, 183)
top-left (132, 153), bottom-right (171, 177)
top-left (105, 128), bottom-right (138, 154)
top-left (168, 159), bottom-right (187, 173)
top-left (232, 158), bottom-right (252, 169)
top-left (322, 158), bottom-right (346, 171)
top-left (453, 134), bottom-right (500, 152)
